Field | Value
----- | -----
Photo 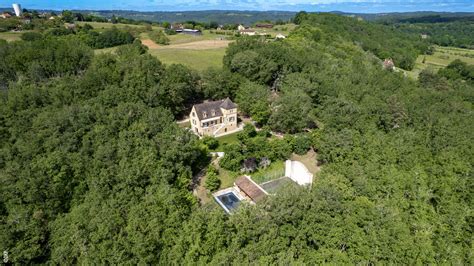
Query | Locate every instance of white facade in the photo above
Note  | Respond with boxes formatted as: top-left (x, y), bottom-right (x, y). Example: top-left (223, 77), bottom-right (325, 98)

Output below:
top-left (285, 160), bottom-right (313, 186)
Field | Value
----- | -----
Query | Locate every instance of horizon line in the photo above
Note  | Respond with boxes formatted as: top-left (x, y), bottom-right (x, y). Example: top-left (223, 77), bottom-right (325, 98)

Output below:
top-left (0, 7), bottom-right (473, 15)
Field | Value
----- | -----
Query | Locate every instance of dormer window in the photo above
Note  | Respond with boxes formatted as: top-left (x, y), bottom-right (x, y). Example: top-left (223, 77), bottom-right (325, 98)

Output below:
top-left (203, 111), bottom-right (207, 118)
top-left (211, 109), bottom-right (216, 116)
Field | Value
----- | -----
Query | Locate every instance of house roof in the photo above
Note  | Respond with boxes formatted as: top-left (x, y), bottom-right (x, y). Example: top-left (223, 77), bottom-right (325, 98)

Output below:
top-left (235, 176), bottom-right (266, 202)
top-left (221, 97), bottom-right (237, 110)
top-left (193, 98), bottom-right (236, 120)
top-left (240, 29), bottom-right (255, 33)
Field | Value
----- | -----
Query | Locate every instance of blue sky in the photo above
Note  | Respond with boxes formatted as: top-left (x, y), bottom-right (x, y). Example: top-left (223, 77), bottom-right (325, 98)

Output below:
top-left (2, 0), bottom-right (473, 12)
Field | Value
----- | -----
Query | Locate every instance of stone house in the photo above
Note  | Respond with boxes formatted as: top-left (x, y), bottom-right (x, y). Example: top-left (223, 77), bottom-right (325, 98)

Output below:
top-left (190, 98), bottom-right (238, 137)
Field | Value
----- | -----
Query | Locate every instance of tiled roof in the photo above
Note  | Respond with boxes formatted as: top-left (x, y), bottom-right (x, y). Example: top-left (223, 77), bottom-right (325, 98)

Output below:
top-left (193, 98), bottom-right (236, 120)
top-left (235, 176), bottom-right (266, 202)
top-left (220, 97), bottom-right (237, 110)
top-left (194, 100), bottom-right (223, 120)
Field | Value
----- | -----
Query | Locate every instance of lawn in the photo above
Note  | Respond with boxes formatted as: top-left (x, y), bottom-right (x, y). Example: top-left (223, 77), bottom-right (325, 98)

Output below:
top-left (405, 46), bottom-right (474, 79)
top-left (251, 160), bottom-right (286, 184)
top-left (168, 31), bottom-right (218, 44)
top-left (209, 132), bottom-right (240, 151)
top-left (149, 48), bottom-right (225, 71)
top-left (217, 167), bottom-right (240, 189)
top-left (0, 31), bottom-right (23, 42)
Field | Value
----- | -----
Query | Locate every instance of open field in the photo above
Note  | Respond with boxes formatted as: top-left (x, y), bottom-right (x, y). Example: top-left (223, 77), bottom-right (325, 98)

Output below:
top-left (0, 31), bottom-right (23, 42)
top-left (168, 31), bottom-right (222, 44)
top-left (148, 48), bottom-right (226, 71)
top-left (406, 46), bottom-right (474, 79)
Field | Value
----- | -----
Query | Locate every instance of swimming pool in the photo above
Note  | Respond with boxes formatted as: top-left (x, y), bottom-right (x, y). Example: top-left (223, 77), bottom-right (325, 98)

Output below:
top-left (215, 192), bottom-right (241, 213)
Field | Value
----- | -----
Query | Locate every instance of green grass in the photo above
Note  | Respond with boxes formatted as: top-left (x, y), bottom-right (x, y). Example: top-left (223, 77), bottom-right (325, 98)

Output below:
top-left (215, 132), bottom-right (240, 146)
top-left (148, 48), bottom-right (225, 71)
top-left (0, 31), bottom-right (23, 42)
top-left (167, 31), bottom-right (217, 44)
top-left (217, 167), bottom-right (240, 189)
top-left (94, 46), bottom-right (119, 54)
top-left (405, 46), bottom-right (474, 79)
top-left (251, 161), bottom-right (285, 184)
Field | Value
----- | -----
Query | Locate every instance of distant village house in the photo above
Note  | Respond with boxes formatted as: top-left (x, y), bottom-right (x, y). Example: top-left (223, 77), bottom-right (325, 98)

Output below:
top-left (0, 13), bottom-right (12, 19)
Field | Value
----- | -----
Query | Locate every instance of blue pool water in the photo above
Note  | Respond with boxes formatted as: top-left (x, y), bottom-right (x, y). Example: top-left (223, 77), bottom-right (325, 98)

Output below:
top-left (216, 192), bottom-right (241, 212)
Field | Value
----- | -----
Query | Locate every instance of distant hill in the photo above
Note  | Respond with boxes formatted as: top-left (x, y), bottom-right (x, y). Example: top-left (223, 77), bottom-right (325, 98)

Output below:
top-left (76, 10), bottom-right (297, 25)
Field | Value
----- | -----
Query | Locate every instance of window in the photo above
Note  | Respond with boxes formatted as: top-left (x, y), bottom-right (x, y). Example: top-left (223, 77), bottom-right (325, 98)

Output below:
top-left (203, 111), bottom-right (207, 118)
top-left (192, 112), bottom-right (195, 117)
top-left (192, 119), bottom-right (196, 125)
top-left (229, 116), bottom-right (235, 122)
top-left (211, 109), bottom-right (215, 116)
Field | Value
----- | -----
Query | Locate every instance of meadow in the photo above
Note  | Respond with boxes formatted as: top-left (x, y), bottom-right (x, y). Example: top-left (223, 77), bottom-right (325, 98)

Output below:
top-left (406, 46), bottom-right (474, 78)
top-left (0, 31), bottom-right (22, 42)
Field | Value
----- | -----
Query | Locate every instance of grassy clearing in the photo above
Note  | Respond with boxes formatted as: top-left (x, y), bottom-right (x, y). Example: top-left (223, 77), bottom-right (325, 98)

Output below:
top-left (215, 132), bottom-right (240, 147)
top-left (0, 31), bottom-right (23, 42)
top-left (406, 46), bottom-right (474, 79)
top-left (168, 31), bottom-right (218, 44)
top-left (94, 46), bottom-right (118, 54)
top-left (148, 47), bottom-right (225, 71)
top-left (252, 161), bottom-right (285, 184)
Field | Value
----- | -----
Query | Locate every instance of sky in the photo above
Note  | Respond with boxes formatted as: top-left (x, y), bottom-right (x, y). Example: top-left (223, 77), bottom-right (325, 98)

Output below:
top-left (1, 0), bottom-right (473, 13)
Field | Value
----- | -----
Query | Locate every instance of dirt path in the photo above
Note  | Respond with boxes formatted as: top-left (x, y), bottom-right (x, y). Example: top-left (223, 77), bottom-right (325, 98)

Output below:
top-left (141, 39), bottom-right (160, 49)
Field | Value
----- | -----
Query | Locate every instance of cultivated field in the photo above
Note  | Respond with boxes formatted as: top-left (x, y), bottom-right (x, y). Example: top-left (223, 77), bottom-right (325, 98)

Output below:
top-left (141, 30), bottom-right (232, 71)
top-left (406, 46), bottom-right (474, 79)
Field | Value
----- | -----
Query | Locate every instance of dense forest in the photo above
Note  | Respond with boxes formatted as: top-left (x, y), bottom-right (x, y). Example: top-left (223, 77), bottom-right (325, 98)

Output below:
top-left (376, 13), bottom-right (474, 49)
top-left (1, 12), bottom-right (473, 264)
top-left (292, 12), bottom-right (429, 70)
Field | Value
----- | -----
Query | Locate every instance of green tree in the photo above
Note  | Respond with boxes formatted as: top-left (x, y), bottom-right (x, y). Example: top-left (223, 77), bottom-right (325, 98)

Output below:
top-left (269, 89), bottom-right (313, 133)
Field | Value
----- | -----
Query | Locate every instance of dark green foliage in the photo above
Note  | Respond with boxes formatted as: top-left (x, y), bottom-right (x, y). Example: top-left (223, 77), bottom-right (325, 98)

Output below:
top-left (87, 27), bottom-right (135, 49)
top-left (300, 13), bottom-right (428, 70)
top-left (0, 37), bottom-right (207, 263)
top-left (20, 32), bottom-right (43, 41)
top-left (0, 12), bottom-right (472, 265)
top-left (201, 68), bottom-right (242, 99)
top-left (293, 11), bottom-right (309, 25)
top-left (205, 166), bottom-right (221, 191)
top-left (149, 30), bottom-right (170, 45)
top-left (0, 38), bottom-right (92, 84)
top-left (438, 59), bottom-right (474, 81)
top-left (202, 136), bottom-right (219, 150)
top-left (292, 134), bottom-right (312, 155)
top-left (219, 143), bottom-right (244, 171)
top-left (235, 81), bottom-right (271, 125)
top-left (269, 89), bottom-right (314, 133)
top-left (393, 21), bottom-right (474, 49)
